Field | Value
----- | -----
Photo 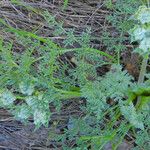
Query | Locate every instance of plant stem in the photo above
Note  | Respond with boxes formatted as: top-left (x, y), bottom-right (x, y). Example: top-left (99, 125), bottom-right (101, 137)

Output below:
top-left (63, 0), bottom-right (69, 10)
top-left (137, 55), bottom-right (148, 104)
top-left (147, 0), bottom-right (150, 7)
top-left (138, 56), bottom-right (148, 84)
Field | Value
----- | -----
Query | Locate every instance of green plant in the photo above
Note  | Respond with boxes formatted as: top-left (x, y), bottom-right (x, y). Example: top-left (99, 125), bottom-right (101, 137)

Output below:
top-left (103, 0), bottom-right (142, 63)
top-left (0, 1), bottom-right (150, 149)
top-left (63, 0), bottom-right (69, 10)
top-left (0, 9), bottom-right (113, 127)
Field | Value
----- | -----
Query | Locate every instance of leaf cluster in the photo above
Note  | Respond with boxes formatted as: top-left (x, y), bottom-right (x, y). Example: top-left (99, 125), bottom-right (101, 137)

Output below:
top-left (0, 1), bottom-right (150, 149)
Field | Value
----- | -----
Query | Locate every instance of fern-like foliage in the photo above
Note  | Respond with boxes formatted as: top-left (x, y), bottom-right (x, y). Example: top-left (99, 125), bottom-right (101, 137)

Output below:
top-left (0, 1), bottom-right (150, 149)
top-left (103, 0), bottom-right (142, 56)
top-left (81, 64), bottom-right (133, 119)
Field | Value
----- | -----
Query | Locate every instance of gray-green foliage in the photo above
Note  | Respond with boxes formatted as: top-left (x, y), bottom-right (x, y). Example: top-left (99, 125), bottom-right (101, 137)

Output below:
top-left (0, 1), bottom-right (150, 149)
top-left (0, 12), bottom-right (105, 128)
top-left (103, 0), bottom-right (142, 56)
top-left (129, 5), bottom-right (150, 55)
top-left (81, 64), bottom-right (133, 119)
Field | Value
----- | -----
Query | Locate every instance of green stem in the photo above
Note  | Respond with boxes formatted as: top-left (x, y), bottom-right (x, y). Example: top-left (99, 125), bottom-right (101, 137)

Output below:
top-left (138, 56), bottom-right (148, 84)
top-left (63, 0), bottom-right (69, 10)
top-left (147, 0), bottom-right (150, 7)
top-left (55, 88), bottom-right (81, 99)
top-left (60, 47), bottom-right (116, 62)
top-left (117, 50), bottom-right (120, 65)
top-left (137, 55), bottom-right (148, 105)
top-left (112, 124), bottom-right (131, 150)
top-left (132, 86), bottom-right (150, 96)
top-left (136, 95), bottom-right (150, 109)
top-left (16, 95), bottom-right (26, 99)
